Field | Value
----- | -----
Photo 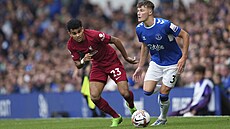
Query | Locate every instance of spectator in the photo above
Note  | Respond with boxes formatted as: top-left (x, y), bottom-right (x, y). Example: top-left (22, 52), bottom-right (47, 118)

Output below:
top-left (168, 65), bottom-right (215, 116)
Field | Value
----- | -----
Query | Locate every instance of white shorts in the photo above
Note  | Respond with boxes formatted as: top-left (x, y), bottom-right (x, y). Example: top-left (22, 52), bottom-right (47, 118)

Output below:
top-left (144, 61), bottom-right (178, 88)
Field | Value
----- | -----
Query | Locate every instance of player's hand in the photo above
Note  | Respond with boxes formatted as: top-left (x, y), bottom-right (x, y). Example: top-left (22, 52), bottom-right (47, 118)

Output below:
top-left (177, 57), bottom-right (186, 74)
top-left (133, 67), bottom-right (143, 82)
top-left (125, 57), bottom-right (138, 64)
top-left (83, 53), bottom-right (93, 62)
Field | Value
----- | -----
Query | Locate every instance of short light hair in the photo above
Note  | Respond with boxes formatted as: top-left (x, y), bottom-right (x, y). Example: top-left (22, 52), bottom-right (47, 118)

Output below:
top-left (137, 0), bottom-right (155, 12)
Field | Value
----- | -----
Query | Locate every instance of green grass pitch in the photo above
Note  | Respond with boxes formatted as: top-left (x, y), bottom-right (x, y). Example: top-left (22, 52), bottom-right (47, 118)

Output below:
top-left (0, 116), bottom-right (229, 129)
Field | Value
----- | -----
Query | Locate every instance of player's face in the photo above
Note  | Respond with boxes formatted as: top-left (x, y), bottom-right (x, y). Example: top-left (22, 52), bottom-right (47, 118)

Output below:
top-left (194, 72), bottom-right (204, 82)
top-left (69, 27), bottom-right (84, 42)
top-left (137, 6), bottom-right (151, 22)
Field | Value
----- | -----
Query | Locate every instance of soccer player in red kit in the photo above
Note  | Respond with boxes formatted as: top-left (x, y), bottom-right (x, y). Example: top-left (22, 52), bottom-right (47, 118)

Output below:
top-left (66, 18), bottom-right (138, 127)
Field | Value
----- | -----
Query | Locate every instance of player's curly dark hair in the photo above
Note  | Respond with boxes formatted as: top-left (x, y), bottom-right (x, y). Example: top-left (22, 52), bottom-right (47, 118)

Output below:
top-left (66, 18), bottom-right (82, 32)
top-left (137, 0), bottom-right (155, 12)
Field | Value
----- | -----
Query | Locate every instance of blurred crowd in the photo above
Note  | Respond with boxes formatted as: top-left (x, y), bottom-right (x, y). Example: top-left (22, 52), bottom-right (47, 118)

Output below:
top-left (0, 0), bottom-right (229, 100)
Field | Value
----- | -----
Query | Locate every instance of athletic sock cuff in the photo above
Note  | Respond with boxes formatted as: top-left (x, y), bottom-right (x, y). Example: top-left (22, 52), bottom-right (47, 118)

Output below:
top-left (144, 91), bottom-right (153, 96)
top-left (159, 93), bottom-right (169, 102)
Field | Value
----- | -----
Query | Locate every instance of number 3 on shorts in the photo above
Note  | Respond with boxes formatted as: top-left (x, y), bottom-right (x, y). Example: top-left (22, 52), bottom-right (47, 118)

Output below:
top-left (170, 75), bottom-right (176, 83)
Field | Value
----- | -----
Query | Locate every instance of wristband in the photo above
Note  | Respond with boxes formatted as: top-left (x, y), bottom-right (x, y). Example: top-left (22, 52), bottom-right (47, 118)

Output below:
top-left (80, 58), bottom-right (85, 65)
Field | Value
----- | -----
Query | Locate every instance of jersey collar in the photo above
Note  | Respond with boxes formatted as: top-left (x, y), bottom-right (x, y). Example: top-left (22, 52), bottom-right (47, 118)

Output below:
top-left (144, 18), bottom-right (156, 29)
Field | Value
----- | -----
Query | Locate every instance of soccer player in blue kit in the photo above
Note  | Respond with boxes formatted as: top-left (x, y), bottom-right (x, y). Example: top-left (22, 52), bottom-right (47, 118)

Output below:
top-left (133, 0), bottom-right (190, 126)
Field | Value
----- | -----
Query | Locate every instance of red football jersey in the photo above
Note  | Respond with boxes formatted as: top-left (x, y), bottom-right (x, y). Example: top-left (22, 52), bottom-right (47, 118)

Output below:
top-left (67, 29), bottom-right (119, 68)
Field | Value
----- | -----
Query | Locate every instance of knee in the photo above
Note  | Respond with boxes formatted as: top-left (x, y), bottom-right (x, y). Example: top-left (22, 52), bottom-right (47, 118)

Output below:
top-left (159, 85), bottom-right (171, 94)
top-left (118, 87), bottom-right (130, 98)
top-left (90, 92), bottom-right (100, 102)
top-left (120, 90), bottom-right (129, 98)
top-left (144, 90), bottom-right (153, 96)
top-left (90, 96), bottom-right (100, 102)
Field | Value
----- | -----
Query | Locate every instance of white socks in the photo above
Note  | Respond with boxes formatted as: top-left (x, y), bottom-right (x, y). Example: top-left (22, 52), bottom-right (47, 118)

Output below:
top-left (158, 99), bottom-right (170, 120)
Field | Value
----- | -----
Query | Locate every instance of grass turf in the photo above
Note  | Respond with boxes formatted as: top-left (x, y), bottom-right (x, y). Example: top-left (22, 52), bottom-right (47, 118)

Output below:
top-left (0, 116), bottom-right (229, 129)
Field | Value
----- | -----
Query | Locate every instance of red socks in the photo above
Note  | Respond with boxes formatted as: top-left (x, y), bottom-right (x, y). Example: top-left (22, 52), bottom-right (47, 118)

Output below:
top-left (124, 91), bottom-right (134, 108)
top-left (93, 91), bottom-right (135, 117)
top-left (94, 97), bottom-right (119, 118)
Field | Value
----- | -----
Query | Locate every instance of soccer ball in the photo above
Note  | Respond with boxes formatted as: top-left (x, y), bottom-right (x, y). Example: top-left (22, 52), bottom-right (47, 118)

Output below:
top-left (131, 110), bottom-right (150, 127)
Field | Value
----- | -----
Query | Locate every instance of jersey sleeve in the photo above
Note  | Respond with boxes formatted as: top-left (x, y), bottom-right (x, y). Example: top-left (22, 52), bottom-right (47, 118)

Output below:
top-left (93, 30), bottom-right (111, 44)
top-left (67, 41), bottom-right (80, 61)
top-left (136, 24), bottom-right (143, 42)
top-left (165, 20), bottom-right (181, 37)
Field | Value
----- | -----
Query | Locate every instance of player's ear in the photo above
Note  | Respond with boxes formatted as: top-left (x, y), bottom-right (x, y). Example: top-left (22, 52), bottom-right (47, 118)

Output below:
top-left (149, 10), bottom-right (152, 15)
top-left (68, 31), bottom-right (71, 36)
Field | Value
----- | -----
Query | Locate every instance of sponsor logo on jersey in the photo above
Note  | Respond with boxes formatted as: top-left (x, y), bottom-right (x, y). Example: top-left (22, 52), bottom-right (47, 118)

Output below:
top-left (88, 46), bottom-right (98, 56)
top-left (147, 44), bottom-right (164, 51)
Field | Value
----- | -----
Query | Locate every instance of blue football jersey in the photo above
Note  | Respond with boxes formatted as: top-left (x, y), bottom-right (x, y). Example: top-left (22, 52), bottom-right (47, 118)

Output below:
top-left (136, 18), bottom-right (182, 66)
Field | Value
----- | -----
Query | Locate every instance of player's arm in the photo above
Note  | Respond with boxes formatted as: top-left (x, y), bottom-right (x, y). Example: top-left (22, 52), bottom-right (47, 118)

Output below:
top-left (138, 43), bottom-right (149, 68)
top-left (74, 60), bottom-right (84, 69)
top-left (177, 29), bottom-right (190, 73)
top-left (133, 43), bottom-right (149, 82)
top-left (110, 36), bottom-right (138, 64)
top-left (74, 53), bottom-right (93, 69)
top-left (178, 29), bottom-right (189, 60)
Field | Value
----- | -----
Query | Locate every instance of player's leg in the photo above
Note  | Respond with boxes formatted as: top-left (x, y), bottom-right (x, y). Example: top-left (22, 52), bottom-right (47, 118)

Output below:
top-left (116, 81), bottom-right (137, 114)
top-left (90, 81), bottom-right (120, 118)
top-left (143, 61), bottom-right (163, 96)
top-left (82, 95), bottom-right (97, 117)
top-left (90, 81), bottom-right (122, 127)
top-left (81, 75), bottom-right (99, 117)
top-left (109, 63), bottom-right (137, 115)
top-left (151, 84), bottom-right (171, 126)
top-left (90, 67), bottom-right (122, 127)
top-left (151, 65), bottom-right (178, 126)
top-left (143, 81), bottom-right (158, 95)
